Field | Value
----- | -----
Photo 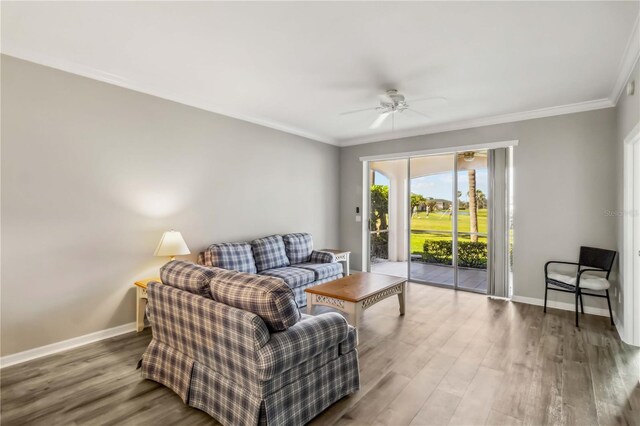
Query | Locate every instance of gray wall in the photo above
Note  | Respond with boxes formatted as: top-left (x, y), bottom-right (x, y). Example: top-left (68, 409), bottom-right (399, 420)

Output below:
top-left (1, 55), bottom-right (340, 356)
top-left (615, 60), bottom-right (640, 335)
top-left (340, 108), bottom-right (618, 309)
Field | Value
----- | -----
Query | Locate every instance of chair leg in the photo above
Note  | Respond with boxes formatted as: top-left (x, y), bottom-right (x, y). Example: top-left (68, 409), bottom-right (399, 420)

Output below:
top-left (544, 283), bottom-right (548, 313)
top-left (575, 289), bottom-right (580, 328)
top-left (579, 291), bottom-right (585, 314)
top-left (606, 290), bottom-right (614, 326)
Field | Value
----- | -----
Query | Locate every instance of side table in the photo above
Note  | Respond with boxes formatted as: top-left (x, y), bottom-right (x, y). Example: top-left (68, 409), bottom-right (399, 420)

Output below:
top-left (134, 278), bottom-right (161, 332)
top-left (320, 249), bottom-right (351, 276)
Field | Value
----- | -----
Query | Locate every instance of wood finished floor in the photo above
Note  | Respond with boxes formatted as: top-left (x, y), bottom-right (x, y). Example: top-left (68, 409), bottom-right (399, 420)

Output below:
top-left (2, 283), bottom-right (639, 425)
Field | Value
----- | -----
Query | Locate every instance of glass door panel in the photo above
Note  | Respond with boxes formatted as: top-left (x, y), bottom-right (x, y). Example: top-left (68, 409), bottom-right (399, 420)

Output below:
top-left (369, 159), bottom-right (408, 278)
top-left (456, 151), bottom-right (488, 293)
top-left (409, 154), bottom-right (455, 287)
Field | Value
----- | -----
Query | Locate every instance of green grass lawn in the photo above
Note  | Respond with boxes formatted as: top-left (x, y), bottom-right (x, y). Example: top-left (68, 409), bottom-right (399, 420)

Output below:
top-left (410, 208), bottom-right (487, 233)
top-left (371, 209), bottom-right (488, 254)
top-left (409, 209), bottom-right (487, 254)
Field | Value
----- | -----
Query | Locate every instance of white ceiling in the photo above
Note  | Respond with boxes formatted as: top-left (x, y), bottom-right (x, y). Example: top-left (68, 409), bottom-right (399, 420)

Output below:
top-left (2, 1), bottom-right (639, 146)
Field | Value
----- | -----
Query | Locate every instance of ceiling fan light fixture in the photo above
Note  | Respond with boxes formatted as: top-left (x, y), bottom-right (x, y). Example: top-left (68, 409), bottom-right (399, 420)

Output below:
top-left (463, 151), bottom-right (475, 162)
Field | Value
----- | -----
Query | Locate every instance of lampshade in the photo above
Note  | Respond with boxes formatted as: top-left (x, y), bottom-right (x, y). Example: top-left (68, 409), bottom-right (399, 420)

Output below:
top-left (154, 230), bottom-right (191, 259)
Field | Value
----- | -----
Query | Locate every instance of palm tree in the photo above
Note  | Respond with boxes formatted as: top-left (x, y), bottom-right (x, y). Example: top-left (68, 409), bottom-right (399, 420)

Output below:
top-left (475, 189), bottom-right (487, 209)
top-left (468, 169), bottom-right (478, 242)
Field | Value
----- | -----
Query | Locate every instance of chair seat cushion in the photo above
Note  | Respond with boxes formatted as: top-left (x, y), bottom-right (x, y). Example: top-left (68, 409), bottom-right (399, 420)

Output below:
top-left (295, 262), bottom-right (343, 280)
top-left (202, 242), bottom-right (257, 274)
top-left (547, 272), bottom-right (576, 286)
top-left (579, 276), bottom-right (610, 290)
top-left (259, 267), bottom-right (315, 289)
top-left (547, 272), bottom-right (610, 290)
top-left (209, 268), bottom-right (300, 331)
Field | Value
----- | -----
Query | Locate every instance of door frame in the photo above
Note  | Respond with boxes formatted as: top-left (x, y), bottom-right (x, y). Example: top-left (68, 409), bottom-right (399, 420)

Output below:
top-left (361, 139), bottom-right (518, 291)
top-left (362, 161), bottom-right (370, 273)
top-left (622, 122), bottom-right (640, 346)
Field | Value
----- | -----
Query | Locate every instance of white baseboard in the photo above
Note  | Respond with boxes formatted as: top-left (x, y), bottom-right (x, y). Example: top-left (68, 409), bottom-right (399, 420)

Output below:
top-left (0, 322), bottom-right (137, 369)
top-left (511, 295), bottom-right (611, 317)
top-left (613, 311), bottom-right (627, 343)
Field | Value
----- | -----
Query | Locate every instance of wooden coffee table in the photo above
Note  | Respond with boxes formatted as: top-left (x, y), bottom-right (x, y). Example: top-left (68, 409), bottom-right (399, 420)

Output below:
top-left (305, 272), bottom-right (406, 327)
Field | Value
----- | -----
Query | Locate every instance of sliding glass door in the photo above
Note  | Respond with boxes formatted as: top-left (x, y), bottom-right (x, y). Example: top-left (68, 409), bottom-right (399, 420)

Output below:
top-left (366, 147), bottom-right (511, 296)
top-left (455, 152), bottom-right (488, 292)
top-left (409, 154), bottom-right (455, 287)
top-left (369, 159), bottom-right (408, 278)
top-left (408, 151), bottom-right (488, 293)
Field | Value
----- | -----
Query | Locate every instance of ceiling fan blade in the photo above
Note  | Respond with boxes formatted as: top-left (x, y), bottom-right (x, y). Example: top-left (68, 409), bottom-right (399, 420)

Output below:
top-left (407, 108), bottom-right (431, 119)
top-left (410, 96), bottom-right (448, 105)
top-left (370, 112), bottom-right (390, 129)
top-left (339, 106), bottom-right (379, 116)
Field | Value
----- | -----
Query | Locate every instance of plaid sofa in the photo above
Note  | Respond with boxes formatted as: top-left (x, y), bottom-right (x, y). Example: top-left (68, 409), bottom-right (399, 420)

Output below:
top-left (142, 261), bottom-right (360, 426)
top-left (198, 233), bottom-right (343, 307)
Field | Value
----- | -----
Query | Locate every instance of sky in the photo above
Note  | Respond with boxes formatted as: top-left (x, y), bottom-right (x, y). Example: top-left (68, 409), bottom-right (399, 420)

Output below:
top-left (374, 169), bottom-right (488, 202)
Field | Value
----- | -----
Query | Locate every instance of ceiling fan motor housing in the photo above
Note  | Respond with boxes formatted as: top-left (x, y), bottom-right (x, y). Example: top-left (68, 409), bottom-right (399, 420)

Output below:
top-left (380, 89), bottom-right (408, 112)
top-left (386, 89), bottom-right (405, 102)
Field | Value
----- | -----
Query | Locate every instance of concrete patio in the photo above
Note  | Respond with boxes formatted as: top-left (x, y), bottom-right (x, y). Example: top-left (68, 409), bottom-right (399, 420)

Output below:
top-left (371, 261), bottom-right (487, 293)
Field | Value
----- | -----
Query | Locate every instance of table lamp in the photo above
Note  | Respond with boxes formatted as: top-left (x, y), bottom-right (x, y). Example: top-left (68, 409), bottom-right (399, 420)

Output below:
top-left (154, 230), bottom-right (191, 261)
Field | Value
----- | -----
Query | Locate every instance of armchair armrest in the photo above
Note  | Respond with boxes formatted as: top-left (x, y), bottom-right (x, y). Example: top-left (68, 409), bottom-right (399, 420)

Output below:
top-left (310, 250), bottom-right (336, 263)
top-left (256, 312), bottom-right (348, 380)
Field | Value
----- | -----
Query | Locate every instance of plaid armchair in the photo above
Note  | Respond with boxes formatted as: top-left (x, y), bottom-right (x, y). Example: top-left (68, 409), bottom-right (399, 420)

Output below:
top-left (141, 261), bottom-right (359, 426)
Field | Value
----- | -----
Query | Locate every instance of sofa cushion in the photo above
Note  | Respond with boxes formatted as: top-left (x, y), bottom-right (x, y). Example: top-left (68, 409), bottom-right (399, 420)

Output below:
top-left (160, 260), bottom-right (218, 297)
top-left (251, 235), bottom-right (290, 272)
top-left (259, 267), bottom-right (315, 289)
top-left (203, 242), bottom-right (257, 274)
top-left (209, 269), bottom-right (300, 332)
top-left (295, 262), bottom-right (343, 280)
top-left (282, 233), bottom-right (313, 264)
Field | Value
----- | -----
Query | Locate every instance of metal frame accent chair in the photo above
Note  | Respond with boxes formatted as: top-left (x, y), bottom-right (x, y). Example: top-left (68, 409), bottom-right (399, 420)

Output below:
top-left (544, 246), bottom-right (617, 327)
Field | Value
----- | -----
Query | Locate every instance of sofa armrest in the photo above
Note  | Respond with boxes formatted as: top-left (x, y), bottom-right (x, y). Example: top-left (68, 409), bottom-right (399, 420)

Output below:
top-left (310, 250), bottom-right (336, 263)
top-left (256, 312), bottom-right (348, 380)
top-left (340, 325), bottom-right (358, 355)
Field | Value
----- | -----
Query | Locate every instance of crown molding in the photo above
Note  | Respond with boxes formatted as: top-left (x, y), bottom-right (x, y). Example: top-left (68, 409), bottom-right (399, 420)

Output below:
top-left (1, 42), bottom-right (627, 149)
top-left (338, 98), bottom-right (614, 147)
top-left (611, 13), bottom-right (640, 104)
top-left (0, 48), bottom-right (339, 146)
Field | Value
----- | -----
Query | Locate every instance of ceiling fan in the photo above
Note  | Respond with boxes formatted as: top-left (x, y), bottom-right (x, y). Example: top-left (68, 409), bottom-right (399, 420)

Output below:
top-left (340, 89), bottom-right (446, 130)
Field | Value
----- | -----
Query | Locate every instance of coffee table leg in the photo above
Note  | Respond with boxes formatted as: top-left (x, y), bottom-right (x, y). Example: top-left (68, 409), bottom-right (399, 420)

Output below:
top-left (398, 281), bottom-right (406, 315)
top-left (342, 300), bottom-right (361, 328)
